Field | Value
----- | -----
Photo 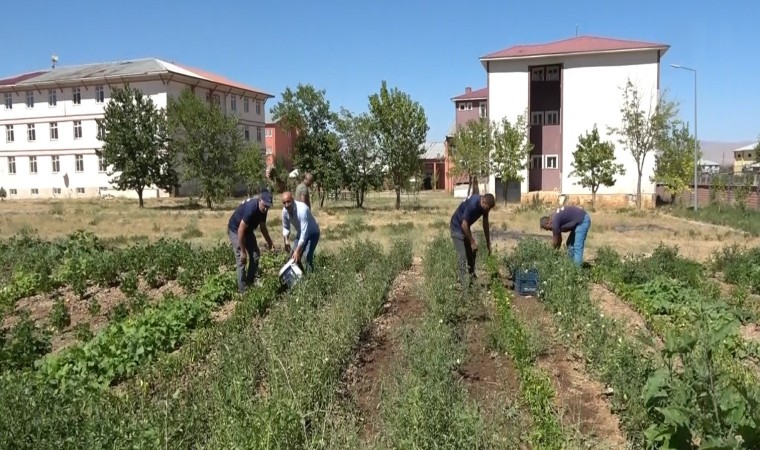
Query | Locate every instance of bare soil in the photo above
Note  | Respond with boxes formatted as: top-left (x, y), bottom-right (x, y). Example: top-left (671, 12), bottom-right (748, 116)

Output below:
top-left (511, 294), bottom-right (627, 449)
top-left (591, 284), bottom-right (663, 352)
top-left (341, 257), bottom-right (426, 440)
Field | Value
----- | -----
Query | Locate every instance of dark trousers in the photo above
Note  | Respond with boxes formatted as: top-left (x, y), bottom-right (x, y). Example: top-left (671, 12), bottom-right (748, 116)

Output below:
top-left (451, 231), bottom-right (477, 286)
top-left (228, 229), bottom-right (260, 293)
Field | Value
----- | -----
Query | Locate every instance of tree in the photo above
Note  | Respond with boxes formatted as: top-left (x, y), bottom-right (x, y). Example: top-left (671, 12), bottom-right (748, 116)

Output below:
top-left (336, 108), bottom-right (384, 208)
top-left (651, 121), bottom-right (700, 201)
top-left (267, 155), bottom-right (290, 193)
top-left (236, 143), bottom-right (267, 196)
top-left (449, 118), bottom-right (493, 196)
top-left (98, 85), bottom-right (177, 207)
top-left (608, 79), bottom-right (677, 209)
top-left (0, 187), bottom-right (6, 201)
top-left (570, 125), bottom-right (626, 208)
top-left (167, 89), bottom-right (244, 209)
top-left (368, 81), bottom-right (428, 210)
top-left (270, 84), bottom-right (343, 207)
top-left (491, 112), bottom-right (533, 193)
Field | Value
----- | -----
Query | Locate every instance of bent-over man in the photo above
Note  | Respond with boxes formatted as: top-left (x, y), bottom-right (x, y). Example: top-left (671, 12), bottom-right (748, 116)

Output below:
top-left (449, 193), bottom-right (495, 286)
top-left (281, 191), bottom-right (321, 272)
top-left (540, 205), bottom-right (591, 266)
top-left (227, 190), bottom-right (275, 292)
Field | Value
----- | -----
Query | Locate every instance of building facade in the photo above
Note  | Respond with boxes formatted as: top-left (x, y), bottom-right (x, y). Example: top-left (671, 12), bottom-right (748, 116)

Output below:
top-left (264, 119), bottom-right (295, 171)
top-left (733, 142), bottom-right (759, 173)
top-left (0, 58), bottom-right (272, 200)
top-left (476, 35), bottom-right (668, 205)
top-left (444, 86), bottom-right (488, 194)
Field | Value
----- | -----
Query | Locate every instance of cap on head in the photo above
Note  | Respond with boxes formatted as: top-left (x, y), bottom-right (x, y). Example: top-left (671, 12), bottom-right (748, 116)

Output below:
top-left (259, 189), bottom-right (273, 207)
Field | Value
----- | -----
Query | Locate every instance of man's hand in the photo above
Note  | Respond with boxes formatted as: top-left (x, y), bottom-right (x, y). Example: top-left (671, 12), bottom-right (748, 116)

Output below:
top-left (284, 243), bottom-right (291, 253)
top-left (293, 247), bottom-right (302, 263)
top-left (470, 239), bottom-right (478, 251)
top-left (240, 248), bottom-right (248, 266)
top-left (267, 241), bottom-right (275, 251)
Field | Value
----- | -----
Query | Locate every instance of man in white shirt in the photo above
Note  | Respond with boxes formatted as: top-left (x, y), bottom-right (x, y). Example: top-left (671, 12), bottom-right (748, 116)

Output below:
top-left (281, 191), bottom-right (321, 271)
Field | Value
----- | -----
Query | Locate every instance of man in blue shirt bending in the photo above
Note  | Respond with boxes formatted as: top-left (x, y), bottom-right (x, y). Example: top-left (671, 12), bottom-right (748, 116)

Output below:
top-left (228, 190), bottom-right (275, 292)
top-left (540, 205), bottom-right (592, 266)
top-left (449, 193), bottom-right (495, 286)
top-left (281, 191), bottom-right (321, 272)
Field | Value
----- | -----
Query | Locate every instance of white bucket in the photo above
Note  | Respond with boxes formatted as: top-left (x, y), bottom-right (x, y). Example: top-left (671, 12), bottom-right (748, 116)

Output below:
top-left (279, 258), bottom-right (304, 289)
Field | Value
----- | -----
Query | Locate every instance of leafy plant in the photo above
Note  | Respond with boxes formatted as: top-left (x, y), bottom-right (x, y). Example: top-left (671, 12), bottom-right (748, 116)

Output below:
top-left (49, 298), bottom-right (70, 331)
top-left (570, 124), bottom-right (626, 208)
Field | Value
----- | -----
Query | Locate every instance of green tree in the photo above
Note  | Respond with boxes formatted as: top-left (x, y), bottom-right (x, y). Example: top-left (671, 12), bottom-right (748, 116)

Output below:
top-left (652, 121), bottom-right (700, 201)
top-left (0, 187), bottom-right (6, 201)
top-left (368, 81), bottom-right (429, 210)
top-left (270, 84), bottom-right (343, 207)
top-left (570, 125), bottom-right (626, 209)
top-left (491, 112), bottom-right (533, 193)
top-left (98, 85), bottom-right (177, 208)
top-left (608, 79), bottom-right (677, 209)
top-left (267, 155), bottom-right (290, 193)
top-left (449, 118), bottom-right (492, 196)
top-left (167, 89), bottom-right (244, 209)
top-left (336, 108), bottom-right (384, 208)
top-left (236, 142), bottom-right (267, 196)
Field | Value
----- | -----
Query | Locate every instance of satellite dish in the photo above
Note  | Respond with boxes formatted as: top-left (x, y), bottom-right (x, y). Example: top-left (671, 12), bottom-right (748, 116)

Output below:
top-left (51, 54), bottom-right (59, 69)
top-left (63, 173), bottom-right (69, 188)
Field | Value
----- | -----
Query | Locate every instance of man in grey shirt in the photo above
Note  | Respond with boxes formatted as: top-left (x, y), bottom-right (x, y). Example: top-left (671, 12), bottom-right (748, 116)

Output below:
top-left (295, 172), bottom-right (314, 209)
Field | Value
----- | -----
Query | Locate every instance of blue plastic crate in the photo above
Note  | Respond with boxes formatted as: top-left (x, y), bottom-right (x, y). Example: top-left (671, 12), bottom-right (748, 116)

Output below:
top-left (513, 268), bottom-right (539, 296)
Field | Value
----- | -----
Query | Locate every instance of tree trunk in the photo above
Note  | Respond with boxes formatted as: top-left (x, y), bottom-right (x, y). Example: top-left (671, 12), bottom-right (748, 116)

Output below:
top-left (206, 196), bottom-right (212, 209)
top-left (137, 188), bottom-right (144, 208)
top-left (471, 176), bottom-right (480, 195)
top-left (636, 169), bottom-right (643, 209)
top-left (395, 187), bottom-right (401, 210)
top-left (591, 188), bottom-right (597, 209)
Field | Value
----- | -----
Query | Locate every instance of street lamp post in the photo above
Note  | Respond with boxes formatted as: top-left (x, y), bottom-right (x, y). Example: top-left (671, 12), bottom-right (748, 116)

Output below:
top-left (671, 64), bottom-right (698, 210)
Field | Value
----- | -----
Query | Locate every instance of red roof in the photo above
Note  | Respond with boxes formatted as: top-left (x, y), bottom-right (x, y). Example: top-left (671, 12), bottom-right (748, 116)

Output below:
top-left (172, 62), bottom-right (272, 97)
top-left (0, 71), bottom-right (49, 87)
top-left (451, 87), bottom-right (488, 101)
top-left (481, 36), bottom-right (669, 60)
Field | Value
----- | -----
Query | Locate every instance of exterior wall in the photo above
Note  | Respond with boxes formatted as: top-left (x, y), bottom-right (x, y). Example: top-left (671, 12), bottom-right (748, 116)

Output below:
top-left (733, 149), bottom-right (757, 173)
top-left (454, 99), bottom-right (486, 126)
top-left (487, 49), bottom-right (661, 201)
top-left (421, 160), bottom-right (445, 190)
top-left (264, 122), bottom-right (295, 169)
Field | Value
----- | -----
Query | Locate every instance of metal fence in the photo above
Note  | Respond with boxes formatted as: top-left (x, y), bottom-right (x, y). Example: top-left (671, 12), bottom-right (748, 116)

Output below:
top-left (656, 169), bottom-right (760, 210)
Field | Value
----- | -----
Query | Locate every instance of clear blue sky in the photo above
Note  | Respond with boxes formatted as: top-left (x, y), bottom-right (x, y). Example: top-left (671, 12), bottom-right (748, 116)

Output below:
top-left (2, 0), bottom-right (758, 143)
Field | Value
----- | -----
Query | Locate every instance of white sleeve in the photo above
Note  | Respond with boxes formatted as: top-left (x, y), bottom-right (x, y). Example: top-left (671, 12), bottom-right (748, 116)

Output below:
top-left (282, 208), bottom-right (290, 237)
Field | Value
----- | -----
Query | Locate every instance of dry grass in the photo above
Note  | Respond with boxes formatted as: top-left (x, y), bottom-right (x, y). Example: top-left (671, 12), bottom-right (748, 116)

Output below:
top-left (1, 190), bottom-right (757, 262)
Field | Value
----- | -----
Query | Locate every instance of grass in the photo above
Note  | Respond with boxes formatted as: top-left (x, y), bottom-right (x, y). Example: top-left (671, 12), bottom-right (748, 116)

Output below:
top-left (667, 204), bottom-right (760, 236)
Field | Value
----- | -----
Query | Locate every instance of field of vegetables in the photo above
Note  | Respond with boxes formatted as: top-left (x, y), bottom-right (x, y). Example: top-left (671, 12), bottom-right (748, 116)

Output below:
top-left (1, 222), bottom-right (760, 449)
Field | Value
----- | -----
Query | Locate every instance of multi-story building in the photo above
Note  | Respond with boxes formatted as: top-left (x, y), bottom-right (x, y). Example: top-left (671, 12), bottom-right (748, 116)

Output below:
top-left (733, 142), bottom-right (759, 173)
top-left (481, 35), bottom-right (669, 205)
top-left (264, 119), bottom-right (295, 171)
top-left (444, 86), bottom-right (488, 194)
top-left (0, 58), bottom-right (272, 199)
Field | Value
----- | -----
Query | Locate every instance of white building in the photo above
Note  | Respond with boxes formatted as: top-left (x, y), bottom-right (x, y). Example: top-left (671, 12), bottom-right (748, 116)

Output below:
top-left (0, 58), bottom-right (272, 200)
top-left (480, 36), bottom-right (669, 203)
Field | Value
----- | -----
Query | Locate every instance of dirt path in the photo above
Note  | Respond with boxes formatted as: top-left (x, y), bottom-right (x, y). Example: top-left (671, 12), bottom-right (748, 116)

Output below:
top-left (591, 284), bottom-right (663, 352)
top-left (511, 294), bottom-right (628, 449)
top-left (341, 257), bottom-right (426, 440)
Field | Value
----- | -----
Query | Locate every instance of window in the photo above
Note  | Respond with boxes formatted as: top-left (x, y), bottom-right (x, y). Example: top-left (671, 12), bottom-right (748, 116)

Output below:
top-left (531, 67), bottom-right (545, 81)
top-left (465, 102), bottom-right (473, 110)
top-left (50, 122), bottom-right (58, 140)
top-left (230, 94), bottom-right (237, 111)
top-left (98, 154), bottom-right (107, 172)
top-left (95, 85), bottom-right (105, 103)
top-left (8, 156), bottom-right (16, 174)
top-left (212, 94), bottom-right (220, 106)
top-left (73, 121), bottom-right (82, 139)
top-left (48, 89), bottom-right (57, 106)
top-left (9, 189), bottom-right (16, 195)
top-left (266, 146), bottom-right (273, 155)
top-left (545, 155), bottom-right (558, 169)
top-left (265, 128), bottom-right (272, 137)
top-left (75, 154), bottom-right (84, 172)
top-left (72, 87), bottom-right (81, 104)
top-left (255, 101), bottom-right (261, 115)
top-left (5, 125), bottom-right (13, 143)
top-left (3, 93), bottom-right (11, 109)
top-left (31, 188), bottom-right (39, 195)
top-left (479, 102), bottom-right (487, 118)
top-left (53, 187), bottom-right (61, 194)
top-left (244, 126), bottom-right (250, 141)
top-left (546, 65), bottom-right (560, 81)
top-left (29, 156), bottom-right (37, 174)
top-left (52, 155), bottom-right (60, 173)
top-left (96, 119), bottom-right (105, 140)
top-left (27, 124), bottom-right (36, 141)
top-left (458, 102), bottom-right (465, 111)
top-left (545, 110), bottom-right (559, 125)
top-left (530, 111), bottom-right (544, 126)
top-left (256, 127), bottom-right (262, 142)
top-left (25, 91), bottom-right (34, 108)
top-left (530, 155), bottom-right (543, 170)
top-left (244, 98), bottom-right (249, 113)
top-left (76, 187), bottom-right (85, 194)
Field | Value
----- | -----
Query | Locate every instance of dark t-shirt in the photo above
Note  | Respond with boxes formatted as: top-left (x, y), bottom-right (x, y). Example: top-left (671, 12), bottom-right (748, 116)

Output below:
top-left (551, 205), bottom-right (587, 236)
top-left (450, 195), bottom-right (485, 235)
top-left (228, 196), bottom-right (267, 233)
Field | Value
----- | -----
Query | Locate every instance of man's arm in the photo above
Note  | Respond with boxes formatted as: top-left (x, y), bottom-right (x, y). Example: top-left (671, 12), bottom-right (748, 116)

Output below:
top-left (282, 209), bottom-right (291, 250)
top-left (483, 213), bottom-right (491, 254)
top-left (461, 219), bottom-right (476, 248)
top-left (260, 220), bottom-right (274, 250)
top-left (298, 189), bottom-right (310, 209)
top-left (551, 232), bottom-right (562, 249)
top-left (293, 208), bottom-right (310, 261)
top-left (237, 220), bottom-right (249, 262)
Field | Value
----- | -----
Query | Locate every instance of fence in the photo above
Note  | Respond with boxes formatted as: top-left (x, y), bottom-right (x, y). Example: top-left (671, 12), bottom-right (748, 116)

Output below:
top-left (656, 171), bottom-right (760, 210)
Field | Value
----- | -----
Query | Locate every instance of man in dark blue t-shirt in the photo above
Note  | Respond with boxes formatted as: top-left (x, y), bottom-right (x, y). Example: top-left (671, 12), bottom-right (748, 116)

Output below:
top-left (449, 193), bottom-right (495, 286)
top-left (540, 205), bottom-right (591, 266)
top-left (228, 190), bottom-right (275, 292)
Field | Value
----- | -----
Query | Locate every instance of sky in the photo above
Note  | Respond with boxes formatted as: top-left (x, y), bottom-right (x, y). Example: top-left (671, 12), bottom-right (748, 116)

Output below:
top-left (2, 0), bottom-right (758, 144)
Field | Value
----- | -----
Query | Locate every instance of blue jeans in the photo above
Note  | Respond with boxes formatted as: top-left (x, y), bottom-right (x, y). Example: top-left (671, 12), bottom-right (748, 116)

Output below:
top-left (291, 232), bottom-right (320, 272)
top-left (228, 229), bottom-right (260, 293)
top-left (566, 213), bottom-right (591, 266)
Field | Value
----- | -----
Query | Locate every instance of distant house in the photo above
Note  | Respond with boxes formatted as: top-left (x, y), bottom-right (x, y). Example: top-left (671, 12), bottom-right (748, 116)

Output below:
top-left (444, 86), bottom-right (488, 194)
top-left (733, 142), bottom-right (759, 173)
top-left (420, 142), bottom-right (446, 190)
top-left (699, 159), bottom-right (722, 174)
top-left (264, 119), bottom-right (296, 172)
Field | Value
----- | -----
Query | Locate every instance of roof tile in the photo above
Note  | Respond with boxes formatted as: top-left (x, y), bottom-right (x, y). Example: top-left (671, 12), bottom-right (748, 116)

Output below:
top-left (481, 35), bottom-right (669, 60)
top-left (451, 87), bottom-right (488, 101)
